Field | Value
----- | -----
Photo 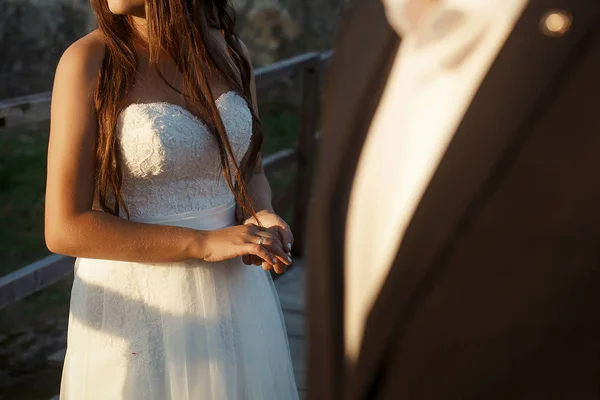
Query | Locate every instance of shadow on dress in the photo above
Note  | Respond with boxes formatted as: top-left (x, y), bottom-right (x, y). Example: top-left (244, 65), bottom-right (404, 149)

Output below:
top-left (65, 276), bottom-right (249, 399)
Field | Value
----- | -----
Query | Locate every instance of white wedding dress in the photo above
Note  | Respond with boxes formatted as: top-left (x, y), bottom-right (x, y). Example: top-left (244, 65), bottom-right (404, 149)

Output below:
top-left (60, 91), bottom-right (299, 399)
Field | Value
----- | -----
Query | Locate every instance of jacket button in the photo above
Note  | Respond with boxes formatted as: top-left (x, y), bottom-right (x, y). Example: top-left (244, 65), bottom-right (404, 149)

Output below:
top-left (540, 10), bottom-right (572, 37)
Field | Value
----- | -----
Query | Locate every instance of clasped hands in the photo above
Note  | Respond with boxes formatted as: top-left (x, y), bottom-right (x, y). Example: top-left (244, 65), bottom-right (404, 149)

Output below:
top-left (242, 210), bottom-right (294, 274)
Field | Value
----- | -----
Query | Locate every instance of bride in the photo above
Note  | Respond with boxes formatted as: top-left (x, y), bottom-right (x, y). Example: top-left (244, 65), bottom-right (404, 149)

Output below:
top-left (44, 0), bottom-right (299, 398)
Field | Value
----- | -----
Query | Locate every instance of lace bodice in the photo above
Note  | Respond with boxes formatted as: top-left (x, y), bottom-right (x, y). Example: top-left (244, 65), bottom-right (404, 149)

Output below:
top-left (116, 91), bottom-right (252, 220)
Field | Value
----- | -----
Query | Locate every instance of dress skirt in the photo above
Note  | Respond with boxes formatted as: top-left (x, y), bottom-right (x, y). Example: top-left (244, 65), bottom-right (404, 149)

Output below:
top-left (60, 200), bottom-right (299, 399)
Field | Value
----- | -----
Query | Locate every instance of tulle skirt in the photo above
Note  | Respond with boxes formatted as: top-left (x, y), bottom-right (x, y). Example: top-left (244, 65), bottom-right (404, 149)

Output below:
top-left (60, 201), bottom-right (299, 399)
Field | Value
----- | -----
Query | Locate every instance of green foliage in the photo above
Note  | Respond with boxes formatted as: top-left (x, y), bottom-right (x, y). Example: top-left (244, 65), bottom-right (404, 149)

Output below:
top-left (260, 100), bottom-right (300, 155)
top-left (0, 123), bottom-right (51, 276)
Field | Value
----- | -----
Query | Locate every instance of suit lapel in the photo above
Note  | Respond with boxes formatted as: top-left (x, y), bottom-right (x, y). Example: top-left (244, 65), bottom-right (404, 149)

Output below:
top-left (351, 0), bottom-right (600, 398)
top-left (307, 0), bottom-right (399, 399)
top-left (326, 4), bottom-right (400, 284)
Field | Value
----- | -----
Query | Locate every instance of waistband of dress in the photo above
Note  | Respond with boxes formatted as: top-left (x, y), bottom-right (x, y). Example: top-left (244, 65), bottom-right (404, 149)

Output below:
top-left (135, 199), bottom-right (236, 231)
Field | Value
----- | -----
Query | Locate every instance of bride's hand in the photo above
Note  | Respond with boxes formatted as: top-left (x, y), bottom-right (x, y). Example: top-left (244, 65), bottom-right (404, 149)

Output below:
top-left (198, 224), bottom-right (291, 269)
top-left (242, 211), bottom-right (294, 273)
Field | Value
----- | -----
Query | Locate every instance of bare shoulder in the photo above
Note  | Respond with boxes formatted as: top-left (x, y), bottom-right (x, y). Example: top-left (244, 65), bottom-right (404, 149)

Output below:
top-left (51, 30), bottom-right (106, 136)
top-left (56, 30), bottom-right (106, 86)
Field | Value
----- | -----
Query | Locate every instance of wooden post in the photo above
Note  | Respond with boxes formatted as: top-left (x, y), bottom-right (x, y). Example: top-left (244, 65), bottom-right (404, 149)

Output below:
top-left (292, 56), bottom-right (320, 257)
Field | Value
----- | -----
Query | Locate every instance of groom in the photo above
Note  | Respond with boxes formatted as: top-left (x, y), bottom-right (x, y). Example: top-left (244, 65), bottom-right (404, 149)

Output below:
top-left (307, 0), bottom-right (600, 398)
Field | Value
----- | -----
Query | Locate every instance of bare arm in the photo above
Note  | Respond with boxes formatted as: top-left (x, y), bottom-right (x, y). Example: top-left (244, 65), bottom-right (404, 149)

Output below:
top-left (238, 40), bottom-right (294, 268)
top-left (239, 41), bottom-right (275, 214)
top-left (44, 34), bottom-right (208, 262)
top-left (44, 33), bottom-right (278, 265)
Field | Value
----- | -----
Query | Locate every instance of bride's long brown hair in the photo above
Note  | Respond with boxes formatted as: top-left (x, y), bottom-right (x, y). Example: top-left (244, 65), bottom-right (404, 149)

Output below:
top-left (91, 0), bottom-right (262, 219)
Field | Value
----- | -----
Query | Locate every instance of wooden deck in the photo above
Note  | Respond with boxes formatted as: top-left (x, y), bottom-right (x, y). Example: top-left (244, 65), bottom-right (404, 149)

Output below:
top-left (275, 264), bottom-right (307, 398)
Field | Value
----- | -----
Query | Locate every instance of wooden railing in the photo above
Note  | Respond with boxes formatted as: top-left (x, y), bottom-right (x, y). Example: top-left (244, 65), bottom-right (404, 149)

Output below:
top-left (0, 51), bottom-right (332, 310)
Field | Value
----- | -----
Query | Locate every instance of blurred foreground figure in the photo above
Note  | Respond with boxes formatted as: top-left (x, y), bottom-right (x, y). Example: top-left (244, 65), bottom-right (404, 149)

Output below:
top-left (308, 0), bottom-right (600, 398)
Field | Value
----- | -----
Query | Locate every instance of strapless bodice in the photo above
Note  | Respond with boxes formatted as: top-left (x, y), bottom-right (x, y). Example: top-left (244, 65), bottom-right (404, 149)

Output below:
top-left (116, 91), bottom-right (252, 220)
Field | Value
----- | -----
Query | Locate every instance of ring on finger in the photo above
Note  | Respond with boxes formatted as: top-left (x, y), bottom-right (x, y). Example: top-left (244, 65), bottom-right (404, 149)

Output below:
top-left (258, 236), bottom-right (265, 246)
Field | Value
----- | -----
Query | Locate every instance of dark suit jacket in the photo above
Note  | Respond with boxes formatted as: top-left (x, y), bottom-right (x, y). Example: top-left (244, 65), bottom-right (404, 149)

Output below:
top-left (307, 0), bottom-right (600, 398)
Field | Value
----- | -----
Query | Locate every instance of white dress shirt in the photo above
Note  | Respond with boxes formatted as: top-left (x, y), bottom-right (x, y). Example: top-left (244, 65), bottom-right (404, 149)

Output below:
top-left (344, 0), bottom-right (529, 363)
